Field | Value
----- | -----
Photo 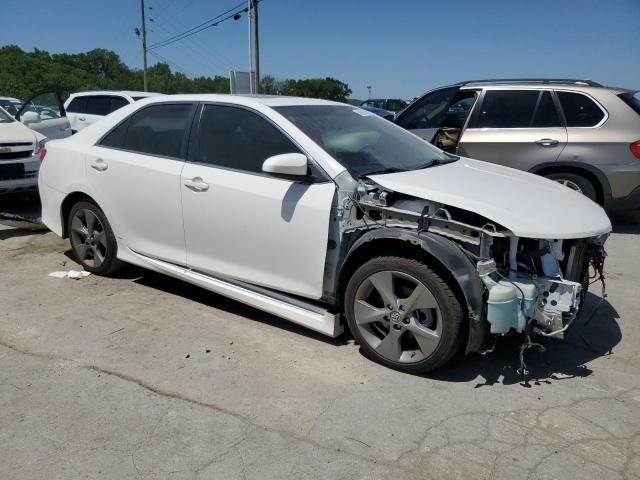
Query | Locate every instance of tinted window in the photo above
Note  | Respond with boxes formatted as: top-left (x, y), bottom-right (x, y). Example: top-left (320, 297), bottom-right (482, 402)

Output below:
top-left (86, 96), bottom-right (111, 116)
top-left (470, 90), bottom-right (539, 128)
top-left (67, 97), bottom-right (87, 114)
top-left (557, 91), bottom-right (605, 127)
top-left (122, 104), bottom-right (192, 158)
top-left (531, 91), bottom-right (561, 127)
top-left (619, 91), bottom-right (640, 116)
top-left (110, 97), bottom-right (129, 113)
top-left (99, 120), bottom-right (129, 148)
top-left (386, 99), bottom-right (407, 112)
top-left (195, 105), bottom-right (299, 173)
top-left (396, 87), bottom-right (459, 130)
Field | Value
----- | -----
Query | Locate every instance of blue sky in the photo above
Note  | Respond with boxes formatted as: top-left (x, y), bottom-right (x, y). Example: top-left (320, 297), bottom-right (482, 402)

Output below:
top-left (3, 0), bottom-right (639, 99)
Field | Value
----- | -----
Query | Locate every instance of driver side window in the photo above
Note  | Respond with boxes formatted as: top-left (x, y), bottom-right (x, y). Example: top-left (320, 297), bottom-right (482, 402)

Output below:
top-left (396, 87), bottom-right (459, 130)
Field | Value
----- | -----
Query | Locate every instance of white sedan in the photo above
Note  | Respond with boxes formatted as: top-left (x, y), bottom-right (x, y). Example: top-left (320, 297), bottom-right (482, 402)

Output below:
top-left (38, 94), bottom-right (611, 373)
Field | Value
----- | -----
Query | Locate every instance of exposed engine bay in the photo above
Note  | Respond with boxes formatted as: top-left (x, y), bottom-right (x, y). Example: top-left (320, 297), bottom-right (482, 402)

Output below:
top-left (330, 174), bottom-right (608, 369)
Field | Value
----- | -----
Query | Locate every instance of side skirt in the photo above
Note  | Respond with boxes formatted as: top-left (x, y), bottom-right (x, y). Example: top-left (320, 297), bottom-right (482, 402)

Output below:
top-left (125, 250), bottom-right (344, 338)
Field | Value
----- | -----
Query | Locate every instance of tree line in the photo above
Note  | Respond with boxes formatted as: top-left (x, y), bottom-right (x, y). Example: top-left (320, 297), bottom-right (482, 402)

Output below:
top-left (0, 45), bottom-right (351, 102)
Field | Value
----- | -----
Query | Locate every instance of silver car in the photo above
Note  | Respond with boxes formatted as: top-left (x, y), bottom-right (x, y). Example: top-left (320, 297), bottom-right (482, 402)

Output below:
top-left (395, 79), bottom-right (640, 211)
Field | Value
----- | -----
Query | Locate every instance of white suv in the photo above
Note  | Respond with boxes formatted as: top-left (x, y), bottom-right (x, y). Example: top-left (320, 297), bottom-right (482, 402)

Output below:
top-left (64, 91), bottom-right (162, 133)
top-left (38, 95), bottom-right (610, 373)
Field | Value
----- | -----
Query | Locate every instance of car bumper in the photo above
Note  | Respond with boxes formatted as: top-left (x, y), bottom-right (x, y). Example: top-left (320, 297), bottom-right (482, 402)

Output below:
top-left (0, 155), bottom-right (40, 194)
top-left (601, 163), bottom-right (640, 211)
top-left (606, 184), bottom-right (640, 211)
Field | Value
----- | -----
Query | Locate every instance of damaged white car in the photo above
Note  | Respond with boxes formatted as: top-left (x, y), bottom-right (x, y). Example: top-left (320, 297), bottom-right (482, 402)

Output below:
top-left (38, 95), bottom-right (610, 373)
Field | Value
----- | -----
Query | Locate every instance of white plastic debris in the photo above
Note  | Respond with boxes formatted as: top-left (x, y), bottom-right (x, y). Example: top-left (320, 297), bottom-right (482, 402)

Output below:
top-left (49, 270), bottom-right (92, 279)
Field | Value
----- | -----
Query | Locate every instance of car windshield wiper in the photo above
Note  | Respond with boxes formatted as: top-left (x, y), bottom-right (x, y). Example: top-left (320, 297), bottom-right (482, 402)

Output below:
top-left (361, 166), bottom-right (408, 176)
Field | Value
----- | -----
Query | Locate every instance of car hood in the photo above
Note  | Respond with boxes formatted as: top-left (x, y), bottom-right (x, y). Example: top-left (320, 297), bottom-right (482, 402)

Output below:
top-left (0, 120), bottom-right (37, 145)
top-left (368, 157), bottom-right (612, 239)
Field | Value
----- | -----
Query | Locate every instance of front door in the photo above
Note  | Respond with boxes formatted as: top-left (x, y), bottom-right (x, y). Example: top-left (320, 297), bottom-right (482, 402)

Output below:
top-left (181, 104), bottom-right (335, 299)
top-left (395, 87), bottom-right (461, 142)
top-left (16, 92), bottom-right (71, 139)
top-left (458, 89), bottom-right (567, 169)
top-left (86, 102), bottom-right (195, 264)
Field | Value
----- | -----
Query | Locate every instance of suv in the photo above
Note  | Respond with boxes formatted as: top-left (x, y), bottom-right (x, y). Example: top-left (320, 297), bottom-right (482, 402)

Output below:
top-left (38, 95), bottom-right (610, 373)
top-left (64, 91), bottom-right (162, 133)
top-left (395, 79), bottom-right (640, 211)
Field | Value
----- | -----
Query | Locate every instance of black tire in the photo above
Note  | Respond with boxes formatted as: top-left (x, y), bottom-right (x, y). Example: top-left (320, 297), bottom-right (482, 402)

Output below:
top-left (344, 256), bottom-right (465, 374)
top-left (544, 172), bottom-right (598, 203)
top-left (67, 200), bottom-right (122, 275)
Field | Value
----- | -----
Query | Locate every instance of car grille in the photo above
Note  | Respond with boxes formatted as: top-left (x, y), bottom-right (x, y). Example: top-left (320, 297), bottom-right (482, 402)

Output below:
top-left (0, 150), bottom-right (33, 160)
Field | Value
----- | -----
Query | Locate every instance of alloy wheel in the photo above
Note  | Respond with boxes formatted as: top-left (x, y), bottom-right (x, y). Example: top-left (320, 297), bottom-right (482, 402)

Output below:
top-left (554, 178), bottom-right (583, 194)
top-left (70, 208), bottom-right (108, 268)
top-left (353, 270), bottom-right (443, 363)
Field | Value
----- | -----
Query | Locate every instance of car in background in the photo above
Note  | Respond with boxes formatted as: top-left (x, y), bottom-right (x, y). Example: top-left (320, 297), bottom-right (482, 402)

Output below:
top-left (13, 91), bottom-right (72, 140)
top-left (360, 98), bottom-right (407, 113)
top-left (64, 91), bottom-right (163, 133)
top-left (0, 96), bottom-right (23, 116)
top-left (38, 94), bottom-right (610, 373)
top-left (359, 105), bottom-right (395, 121)
top-left (0, 106), bottom-right (47, 195)
top-left (395, 79), bottom-right (640, 211)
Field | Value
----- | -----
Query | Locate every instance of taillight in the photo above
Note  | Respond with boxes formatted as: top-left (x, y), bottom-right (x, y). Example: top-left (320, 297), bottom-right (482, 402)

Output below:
top-left (631, 141), bottom-right (640, 159)
top-left (39, 148), bottom-right (47, 161)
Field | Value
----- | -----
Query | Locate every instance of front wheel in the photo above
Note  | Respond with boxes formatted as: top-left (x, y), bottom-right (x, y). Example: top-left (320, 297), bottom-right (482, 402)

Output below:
top-left (545, 172), bottom-right (598, 203)
top-left (67, 200), bottom-right (122, 275)
top-left (344, 256), bottom-right (465, 373)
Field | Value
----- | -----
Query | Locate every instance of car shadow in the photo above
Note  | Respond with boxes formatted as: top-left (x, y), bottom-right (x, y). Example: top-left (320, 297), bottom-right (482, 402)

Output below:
top-left (0, 228), bottom-right (48, 241)
top-left (426, 291), bottom-right (621, 387)
top-left (122, 265), bottom-right (352, 347)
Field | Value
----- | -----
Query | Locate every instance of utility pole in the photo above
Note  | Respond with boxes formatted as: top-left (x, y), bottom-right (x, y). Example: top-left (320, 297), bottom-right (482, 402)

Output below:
top-left (141, 0), bottom-right (148, 92)
top-left (248, 0), bottom-right (260, 93)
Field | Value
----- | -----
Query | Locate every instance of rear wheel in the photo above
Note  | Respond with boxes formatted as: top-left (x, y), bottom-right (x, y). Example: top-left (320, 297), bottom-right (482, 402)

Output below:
top-left (344, 256), bottom-right (464, 373)
top-left (545, 172), bottom-right (597, 203)
top-left (67, 201), bottom-right (121, 275)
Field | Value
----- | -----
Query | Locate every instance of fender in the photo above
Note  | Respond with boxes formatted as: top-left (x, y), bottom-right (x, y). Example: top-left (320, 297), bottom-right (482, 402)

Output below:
top-left (341, 228), bottom-right (488, 354)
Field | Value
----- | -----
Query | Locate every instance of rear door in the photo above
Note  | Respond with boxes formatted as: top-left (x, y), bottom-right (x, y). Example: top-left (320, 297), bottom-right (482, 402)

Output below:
top-left (458, 89), bottom-right (567, 169)
top-left (16, 91), bottom-right (71, 139)
top-left (395, 87), bottom-right (460, 142)
top-left (181, 103), bottom-right (335, 298)
top-left (86, 102), bottom-right (196, 264)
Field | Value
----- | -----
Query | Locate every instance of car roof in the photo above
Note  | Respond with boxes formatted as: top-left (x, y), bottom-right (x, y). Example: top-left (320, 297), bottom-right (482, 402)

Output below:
top-left (69, 90), bottom-right (164, 98)
top-left (135, 94), bottom-right (347, 108)
top-left (453, 79), bottom-right (631, 95)
top-left (0, 96), bottom-right (22, 102)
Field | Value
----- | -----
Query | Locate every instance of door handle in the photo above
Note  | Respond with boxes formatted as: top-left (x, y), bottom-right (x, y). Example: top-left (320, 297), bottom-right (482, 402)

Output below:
top-left (90, 159), bottom-right (108, 172)
top-left (183, 177), bottom-right (209, 192)
top-left (78, 117), bottom-right (86, 121)
top-left (534, 138), bottom-right (559, 146)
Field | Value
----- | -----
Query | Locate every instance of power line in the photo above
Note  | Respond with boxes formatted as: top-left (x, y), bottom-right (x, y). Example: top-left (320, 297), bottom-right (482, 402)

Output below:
top-left (149, 1), bottom-right (246, 49)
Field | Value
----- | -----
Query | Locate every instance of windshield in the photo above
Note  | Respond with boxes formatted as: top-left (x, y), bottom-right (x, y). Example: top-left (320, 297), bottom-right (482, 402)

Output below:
top-left (275, 105), bottom-right (451, 177)
top-left (619, 91), bottom-right (640, 116)
top-left (0, 107), bottom-right (14, 123)
top-left (0, 99), bottom-right (21, 116)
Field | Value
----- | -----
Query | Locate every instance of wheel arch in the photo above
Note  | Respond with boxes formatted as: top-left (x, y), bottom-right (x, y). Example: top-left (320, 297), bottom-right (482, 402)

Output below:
top-left (60, 191), bottom-right (100, 238)
top-left (337, 228), bottom-right (488, 354)
top-left (529, 162), bottom-right (611, 206)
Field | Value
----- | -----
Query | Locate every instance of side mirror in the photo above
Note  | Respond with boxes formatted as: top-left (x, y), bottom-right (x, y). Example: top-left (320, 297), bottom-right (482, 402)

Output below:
top-left (21, 111), bottom-right (41, 125)
top-left (262, 153), bottom-right (308, 177)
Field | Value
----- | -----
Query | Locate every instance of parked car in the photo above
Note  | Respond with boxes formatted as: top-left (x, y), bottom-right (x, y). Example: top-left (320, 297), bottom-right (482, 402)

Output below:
top-left (14, 91), bottom-right (72, 140)
top-left (0, 106), bottom-right (47, 195)
top-left (359, 105), bottom-right (395, 121)
top-left (0, 96), bottom-right (23, 116)
top-left (64, 90), bottom-right (163, 133)
top-left (38, 95), bottom-right (610, 373)
top-left (361, 98), bottom-right (407, 112)
top-left (395, 79), bottom-right (640, 211)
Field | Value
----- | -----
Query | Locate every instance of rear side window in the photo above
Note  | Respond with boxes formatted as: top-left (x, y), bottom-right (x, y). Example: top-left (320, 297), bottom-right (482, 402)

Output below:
top-left (470, 90), bottom-right (539, 128)
top-left (557, 91), bottom-right (605, 127)
top-left (86, 96), bottom-right (111, 116)
top-left (67, 97), bottom-right (87, 114)
top-left (194, 105), bottom-right (299, 173)
top-left (121, 104), bottom-right (193, 158)
top-left (110, 97), bottom-right (129, 113)
top-left (99, 120), bottom-right (129, 149)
